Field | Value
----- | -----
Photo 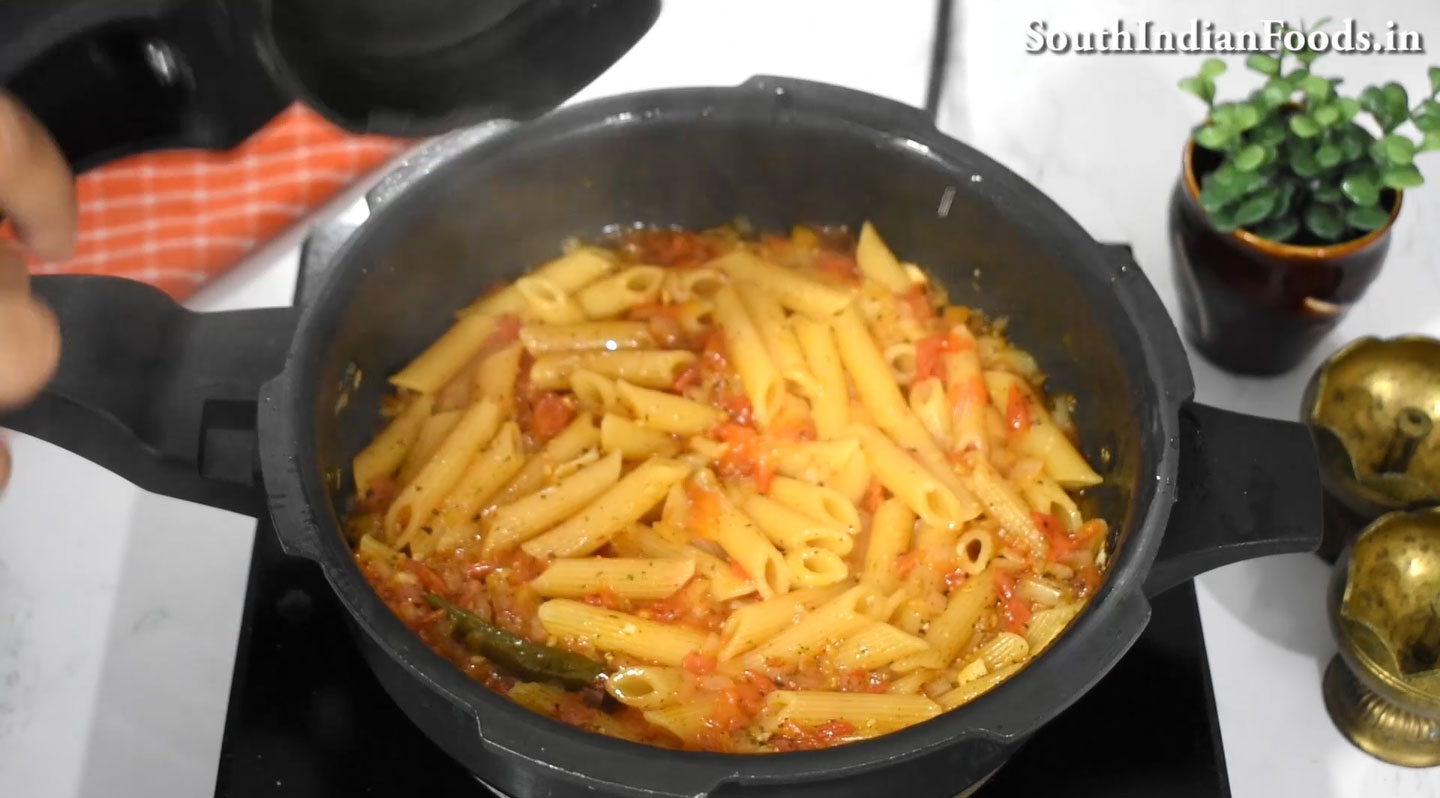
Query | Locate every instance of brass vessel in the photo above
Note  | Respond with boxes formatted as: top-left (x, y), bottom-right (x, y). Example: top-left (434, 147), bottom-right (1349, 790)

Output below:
top-left (1302, 335), bottom-right (1440, 558)
top-left (1324, 508), bottom-right (1440, 766)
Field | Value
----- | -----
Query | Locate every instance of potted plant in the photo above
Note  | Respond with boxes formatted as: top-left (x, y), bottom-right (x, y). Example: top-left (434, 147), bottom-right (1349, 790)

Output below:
top-left (1169, 21), bottom-right (1440, 375)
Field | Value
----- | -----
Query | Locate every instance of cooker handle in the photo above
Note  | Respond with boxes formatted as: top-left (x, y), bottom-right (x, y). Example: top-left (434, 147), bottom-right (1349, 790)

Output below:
top-left (1, 275), bottom-right (297, 516)
top-left (1144, 402), bottom-right (1322, 596)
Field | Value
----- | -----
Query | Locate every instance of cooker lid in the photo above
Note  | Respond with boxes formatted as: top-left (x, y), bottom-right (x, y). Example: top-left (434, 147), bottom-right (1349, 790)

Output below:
top-left (259, 0), bottom-right (662, 136)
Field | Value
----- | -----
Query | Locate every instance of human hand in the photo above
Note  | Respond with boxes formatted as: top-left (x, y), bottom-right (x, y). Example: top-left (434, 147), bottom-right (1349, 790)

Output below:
top-left (0, 91), bottom-right (75, 492)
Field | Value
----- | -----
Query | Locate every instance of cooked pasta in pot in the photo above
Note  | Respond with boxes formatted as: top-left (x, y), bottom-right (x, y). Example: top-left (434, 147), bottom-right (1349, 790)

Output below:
top-left (344, 222), bottom-right (1108, 752)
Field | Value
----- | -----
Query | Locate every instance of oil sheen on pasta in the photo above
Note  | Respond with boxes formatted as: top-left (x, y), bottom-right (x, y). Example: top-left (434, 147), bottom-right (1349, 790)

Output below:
top-left (345, 222), bottom-right (1108, 753)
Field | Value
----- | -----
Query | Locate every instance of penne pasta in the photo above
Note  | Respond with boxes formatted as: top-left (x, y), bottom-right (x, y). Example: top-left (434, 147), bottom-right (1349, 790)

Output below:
top-left (953, 527), bottom-right (996, 575)
top-left (617, 379), bottom-right (724, 435)
top-left (712, 283), bottom-right (786, 428)
top-left (784, 546), bottom-right (850, 588)
top-left (433, 421), bottom-right (526, 530)
top-left (792, 316), bottom-right (851, 440)
top-left (571, 370), bottom-right (624, 414)
top-left (862, 498), bottom-right (916, 587)
top-left (735, 279), bottom-right (816, 393)
top-left (706, 489), bottom-right (789, 600)
top-left (855, 221), bottom-right (913, 292)
top-left (644, 699), bottom-right (718, 745)
top-left (1025, 601), bottom-right (1082, 653)
top-left (894, 568), bottom-right (997, 672)
top-left (673, 299), bottom-right (716, 336)
top-left (965, 453), bottom-right (1047, 559)
top-left (397, 409), bottom-right (463, 488)
top-left (718, 582), bottom-right (850, 660)
top-left (601, 414), bottom-right (680, 459)
top-left (516, 275), bottom-right (588, 324)
top-left (663, 267), bottom-right (727, 303)
top-left (458, 247), bottom-right (615, 318)
top-left (708, 249), bottom-right (853, 320)
top-left (908, 377), bottom-right (952, 448)
top-left (622, 523), bottom-right (756, 602)
top-left (577, 266), bottom-right (666, 319)
top-left (1022, 476), bottom-right (1084, 532)
top-left (481, 450), bottom-right (623, 556)
top-left (391, 314), bottom-right (500, 393)
top-left (976, 632), bottom-right (1030, 671)
top-left (832, 621), bottom-right (931, 669)
top-left (493, 413), bottom-right (601, 503)
top-left (767, 476), bottom-right (861, 533)
top-left (760, 691), bottom-right (941, 739)
top-left (743, 494), bottom-right (854, 555)
top-left (742, 584), bottom-right (879, 668)
top-left (853, 423), bottom-right (965, 527)
top-left (606, 666), bottom-right (690, 710)
top-left (347, 224), bottom-right (1111, 752)
top-left (884, 341), bottom-right (919, 387)
top-left (771, 439), bottom-right (860, 482)
top-left (530, 558), bottom-right (697, 600)
top-left (474, 341), bottom-right (524, 414)
top-left (937, 663), bottom-right (1022, 710)
top-left (523, 458), bottom-right (694, 558)
top-left (538, 599), bottom-right (708, 666)
top-left (353, 393), bottom-right (434, 496)
top-left (830, 447), bottom-right (874, 504)
top-left (832, 306), bottom-right (913, 433)
top-left (520, 320), bottom-right (654, 354)
top-left (388, 399), bottom-right (504, 548)
top-left (983, 370), bottom-right (1101, 488)
top-left (530, 350), bottom-right (696, 391)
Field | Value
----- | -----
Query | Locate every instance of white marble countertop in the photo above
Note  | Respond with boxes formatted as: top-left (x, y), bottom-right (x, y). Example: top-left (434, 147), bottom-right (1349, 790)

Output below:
top-left (2, 2), bottom-right (1439, 797)
top-left (943, 3), bottom-right (1440, 797)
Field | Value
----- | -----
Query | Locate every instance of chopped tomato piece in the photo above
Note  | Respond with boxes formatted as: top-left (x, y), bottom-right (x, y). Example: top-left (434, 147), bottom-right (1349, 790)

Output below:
top-left (744, 670), bottom-right (778, 694)
top-left (682, 652), bottom-right (718, 675)
top-left (759, 234), bottom-right (792, 258)
top-left (894, 550), bottom-right (924, 579)
top-left (993, 569), bottom-right (1031, 633)
top-left (914, 334), bottom-right (945, 382)
top-left (728, 559), bottom-right (752, 582)
top-left (994, 568), bottom-right (1016, 599)
top-left (861, 478), bottom-right (886, 513)
top-left (754, 456), bottom-right (777, 494)
top-left (1077, 518), bottom-right (1108, 543)
top-left (941, 330), bottom-right (972, 351)
top-left (582, 586), bottom-right (622, 610)
top-left (944, 568), bottom-right (969, 590)
top-left (718, 391), bottom-right (753, 425)
top-left (900, 285), bottom-right (935, 321)
top-left (626, 300), bottom-right (667, 320)
top-left (1076, 564), bottom-right (1103, 594)
top-left (672, 362), bottom-right (701, 392)
top-left (357, 476), bottom-right (396, 512)
top-left (1032, 510), bottom-right (1072, 555)
top-left (1002, 597), bottom-right (1032, 633)
top-left (947, 374), bottom-right (988, 409)
top-left (814, 250), bottom-right (860, 283)
top-left (401, 558), bottom-right (449, 595)
top-left (1005, 385), bottom-right (1031, 444)
top-left (527, 392), bottom-right (575, 443)
top-left (686, 482), bottom-right (721, 537)
top-left (485, 313), bottom-right (522, 348)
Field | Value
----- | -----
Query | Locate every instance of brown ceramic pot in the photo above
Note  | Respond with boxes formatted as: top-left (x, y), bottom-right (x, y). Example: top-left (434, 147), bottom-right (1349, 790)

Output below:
top-left (1169, 139), bottom-right (1402, 375)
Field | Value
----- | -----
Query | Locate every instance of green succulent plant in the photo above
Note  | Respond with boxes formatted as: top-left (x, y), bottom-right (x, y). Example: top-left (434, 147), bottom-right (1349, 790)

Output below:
top-left (1180, 20), bottom-right (1440, 244)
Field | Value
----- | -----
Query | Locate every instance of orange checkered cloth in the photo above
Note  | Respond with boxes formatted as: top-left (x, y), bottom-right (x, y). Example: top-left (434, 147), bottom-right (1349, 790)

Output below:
top-left (21, 104), bottom-right (408, 299)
